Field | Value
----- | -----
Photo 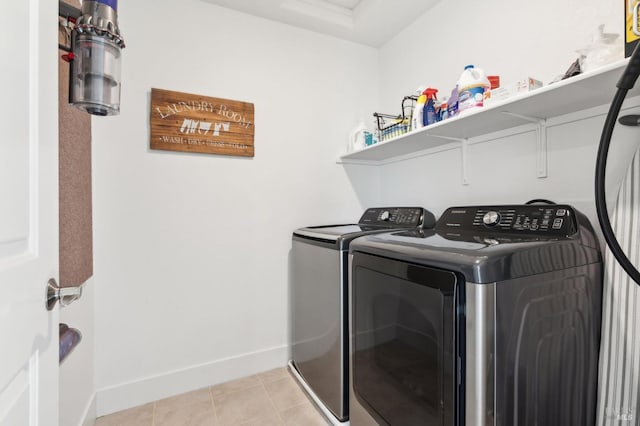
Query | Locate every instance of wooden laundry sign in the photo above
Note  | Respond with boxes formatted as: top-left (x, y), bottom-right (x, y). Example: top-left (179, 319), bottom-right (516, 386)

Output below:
top-left (150, 88), bottom-right (255, 157)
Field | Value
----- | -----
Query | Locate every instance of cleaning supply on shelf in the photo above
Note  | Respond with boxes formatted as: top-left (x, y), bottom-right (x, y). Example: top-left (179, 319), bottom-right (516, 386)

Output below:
top-left (349, 122), bottom-right (373, 152)
top-left (440, 96), bottom-right (448, 121)
top-left (423, 88), bottom-right (440, 126)
top-left (577, 24), bottom-right (623, 73)
top-left (483, 75), bottom-right (501, 104)
top-left (488, 75), bottom-right (500, 90)
top-left (447, 86), bottom-right (459, 118)
top-left (411, 88), bottom-right (428, 131)
top-left (381, 118), bottom-right (409, 141)
top-left (457, 65), bottom-right (490, 114)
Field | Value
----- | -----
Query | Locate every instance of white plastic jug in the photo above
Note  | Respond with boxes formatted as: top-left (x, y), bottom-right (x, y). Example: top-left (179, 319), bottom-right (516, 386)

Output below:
top-left (349, 123), bottom-right (373, 153)
top-left (457, 65), bottom-right (490, 113)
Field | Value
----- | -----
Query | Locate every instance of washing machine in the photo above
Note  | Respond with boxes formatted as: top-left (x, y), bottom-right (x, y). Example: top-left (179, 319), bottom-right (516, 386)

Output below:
top-left (348, 204), bottom-right (603, 426)
top-left (290, 207), bottom-right (436, 424)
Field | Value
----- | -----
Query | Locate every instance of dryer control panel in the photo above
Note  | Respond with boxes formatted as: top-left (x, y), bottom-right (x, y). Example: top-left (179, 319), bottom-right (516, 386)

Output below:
top-left (358, 207), bottom-right (436, 229)
top-left (436, 204), bottom-right (578, 236)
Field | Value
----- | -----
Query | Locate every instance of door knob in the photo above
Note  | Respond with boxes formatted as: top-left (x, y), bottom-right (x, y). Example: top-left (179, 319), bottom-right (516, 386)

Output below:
top-left (46, 278), bottom-right (83, 311)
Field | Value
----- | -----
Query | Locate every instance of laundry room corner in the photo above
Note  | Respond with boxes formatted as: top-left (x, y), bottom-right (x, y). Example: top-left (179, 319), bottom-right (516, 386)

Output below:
top-left (371, 0), bottom-right (632, 232)
top-left (89, 0), bottom-right (381, 416)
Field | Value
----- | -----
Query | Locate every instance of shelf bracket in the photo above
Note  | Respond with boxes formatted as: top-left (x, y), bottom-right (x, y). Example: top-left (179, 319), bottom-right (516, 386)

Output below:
top-left (428, 134), bottom-right (469, 185)
top-left (501, 112), bottom-right (548, 178)
top-left (535, 120), bottom-right (548, 178)
top-left (461, 139), bottom-right (469, 185)
top-left (429, 134), bottom-right (467, 143)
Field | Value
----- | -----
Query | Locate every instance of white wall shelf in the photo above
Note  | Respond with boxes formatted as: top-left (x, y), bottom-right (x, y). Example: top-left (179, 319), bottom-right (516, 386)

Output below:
top-left (339, 59), bottom-right (640, 165)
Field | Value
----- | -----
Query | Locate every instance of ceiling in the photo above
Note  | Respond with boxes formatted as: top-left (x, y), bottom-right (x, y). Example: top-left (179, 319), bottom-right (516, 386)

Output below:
top-left (200, 0), bottom-right (440, 47)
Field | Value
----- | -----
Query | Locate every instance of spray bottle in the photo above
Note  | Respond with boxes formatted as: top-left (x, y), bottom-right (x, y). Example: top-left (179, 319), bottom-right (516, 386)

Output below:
top-left (423, 88), bottom-right (440, 126)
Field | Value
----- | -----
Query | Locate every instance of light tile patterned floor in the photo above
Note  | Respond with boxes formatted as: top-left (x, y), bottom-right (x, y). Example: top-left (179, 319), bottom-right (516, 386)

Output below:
top-left (95, 367), bottom-right (331, 426)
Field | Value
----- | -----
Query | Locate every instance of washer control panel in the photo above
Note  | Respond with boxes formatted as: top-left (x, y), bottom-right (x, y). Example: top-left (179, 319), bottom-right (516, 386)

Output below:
top-left (358, 207), bottom-right (435, 229)
top-left (437, 205), bottom-right (577, 236)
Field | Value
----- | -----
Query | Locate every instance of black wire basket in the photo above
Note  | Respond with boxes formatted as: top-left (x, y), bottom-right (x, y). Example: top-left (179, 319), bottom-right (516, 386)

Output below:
top-left (373, 95), bottom-right (417, 142)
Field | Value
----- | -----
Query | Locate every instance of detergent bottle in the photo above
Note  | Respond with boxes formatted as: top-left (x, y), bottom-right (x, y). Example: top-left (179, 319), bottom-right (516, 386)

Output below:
top-left (411, 88), bottom-right (428, 131)
top-left (457, 65), bottom-right (490, 113)
top-left (349, 122), bottom-right (372, 152)
top-left (440, 96), bottom-right (448, 121)
top-left (423, 88), bottom-right (439, 126)
top-left (447, 86), bottom-right (459, 118)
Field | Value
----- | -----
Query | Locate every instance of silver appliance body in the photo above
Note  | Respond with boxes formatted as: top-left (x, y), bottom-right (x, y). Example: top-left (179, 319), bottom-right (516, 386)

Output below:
top-left (348, 204), bottom-right (603, 426)
top-left (291, 207), bottom-right (435, 423)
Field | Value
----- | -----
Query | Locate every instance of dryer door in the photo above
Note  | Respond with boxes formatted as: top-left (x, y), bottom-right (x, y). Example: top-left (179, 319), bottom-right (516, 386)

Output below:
top-left (351, 252), bottom-right (460, 426)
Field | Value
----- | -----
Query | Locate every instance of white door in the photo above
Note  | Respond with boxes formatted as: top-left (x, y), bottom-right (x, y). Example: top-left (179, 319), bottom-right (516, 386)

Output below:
top-left (0, 0), bottom-right (59, 425)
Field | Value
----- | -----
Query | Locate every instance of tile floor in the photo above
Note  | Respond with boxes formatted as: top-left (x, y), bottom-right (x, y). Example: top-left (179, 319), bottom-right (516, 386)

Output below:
top-left (95, 367), bottom-right (331, 426)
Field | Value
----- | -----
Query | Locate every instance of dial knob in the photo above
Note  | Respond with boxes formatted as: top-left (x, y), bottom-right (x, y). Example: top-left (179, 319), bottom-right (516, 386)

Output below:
top-left (380, 210), bottom-right (391, 221)
top-left (483, 211), bottom-right (501, 226)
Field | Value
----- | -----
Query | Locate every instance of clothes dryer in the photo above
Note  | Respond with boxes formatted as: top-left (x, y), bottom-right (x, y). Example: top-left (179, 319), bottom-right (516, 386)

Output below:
top-left (290, 207), bottom-right (435, 423)
top-left (348, 204), bottom-right (603, 426)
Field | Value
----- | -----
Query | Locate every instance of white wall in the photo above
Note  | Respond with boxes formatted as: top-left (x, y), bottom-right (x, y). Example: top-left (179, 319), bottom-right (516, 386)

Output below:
top-left (375, 0), bottom-right (639, 230)
top-left (91, 0), bottom-right (380, 416)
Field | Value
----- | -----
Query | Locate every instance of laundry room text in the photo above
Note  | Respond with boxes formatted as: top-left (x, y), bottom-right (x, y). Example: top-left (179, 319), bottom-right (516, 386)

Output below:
top-left (150, 88), bottom-right (255, 157)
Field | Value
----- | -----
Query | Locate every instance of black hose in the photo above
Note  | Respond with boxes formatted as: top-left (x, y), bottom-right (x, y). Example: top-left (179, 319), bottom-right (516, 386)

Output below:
top-left (525, 199), bottom-right (556, 205)
top-left (595, 87), bottom-right (640, 285)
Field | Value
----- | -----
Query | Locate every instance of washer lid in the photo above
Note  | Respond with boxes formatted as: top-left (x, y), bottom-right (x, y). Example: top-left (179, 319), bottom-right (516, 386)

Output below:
top-left (350, 204), bottom-right (602, 283)
top-left (294, 224), bottom-right (387, 243)
top-left (293, 206), bottom-right (434, 243)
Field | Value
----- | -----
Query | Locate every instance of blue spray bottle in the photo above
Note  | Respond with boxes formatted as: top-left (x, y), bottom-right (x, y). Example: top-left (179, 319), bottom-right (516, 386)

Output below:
top-left (423, 88), bottom-right (439, 126)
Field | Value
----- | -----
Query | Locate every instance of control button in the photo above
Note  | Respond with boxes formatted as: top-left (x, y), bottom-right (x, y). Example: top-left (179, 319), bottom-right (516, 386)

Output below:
top-left (483, 211), bottom-right (501, 226)
top-left (380, 211), bottom-right (390, 221)
top-left (553, 218), bottom-right (563, 229)
top-left (530, 224), bottom-right (539, 231)
top-left (556, 209), bottom-right (566, 216)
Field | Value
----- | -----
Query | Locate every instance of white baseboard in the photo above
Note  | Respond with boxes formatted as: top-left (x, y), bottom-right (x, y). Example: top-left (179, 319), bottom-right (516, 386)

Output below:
top-left (95, 344), bottom-right (290, 417)
top-left (81, 394), bottom-right (96, 426)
